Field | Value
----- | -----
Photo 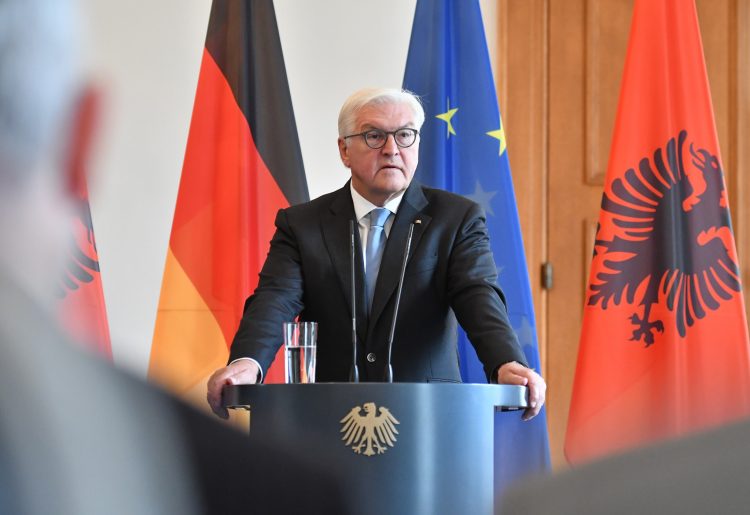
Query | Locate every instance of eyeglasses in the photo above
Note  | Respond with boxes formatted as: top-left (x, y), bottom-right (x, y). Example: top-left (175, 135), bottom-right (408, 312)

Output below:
top-left (343, 128), bottom-right (419, 149)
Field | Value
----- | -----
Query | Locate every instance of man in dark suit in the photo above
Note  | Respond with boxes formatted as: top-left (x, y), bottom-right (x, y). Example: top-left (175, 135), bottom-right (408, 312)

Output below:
top-left (207, 88), bottom-right (546, 420)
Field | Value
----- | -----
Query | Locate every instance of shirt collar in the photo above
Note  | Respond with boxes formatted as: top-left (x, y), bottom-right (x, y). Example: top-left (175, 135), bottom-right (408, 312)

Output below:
top-left (350, 182), bottom-right (405, 222)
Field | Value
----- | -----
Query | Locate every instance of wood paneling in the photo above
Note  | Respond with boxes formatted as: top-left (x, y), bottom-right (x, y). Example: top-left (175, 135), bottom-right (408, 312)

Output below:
top-left (547, 0), bottom-right (599, 469)
top-left (584, 0), bottom-right (631, 185)
top-left (697, 0), bottom-right (732, 177)
top-left (497, 0), bottom-right (549, 369)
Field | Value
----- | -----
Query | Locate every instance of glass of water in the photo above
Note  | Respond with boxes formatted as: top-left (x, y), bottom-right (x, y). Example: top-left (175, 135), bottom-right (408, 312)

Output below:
top-left (283, 321), bottom-right (317, 384)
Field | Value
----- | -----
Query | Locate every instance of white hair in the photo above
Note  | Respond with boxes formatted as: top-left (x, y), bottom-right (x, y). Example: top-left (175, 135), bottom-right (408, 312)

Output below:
top-left (0, 0), bottom-right (81, 185)
top-left (337, 88), bottom-right (425, 140)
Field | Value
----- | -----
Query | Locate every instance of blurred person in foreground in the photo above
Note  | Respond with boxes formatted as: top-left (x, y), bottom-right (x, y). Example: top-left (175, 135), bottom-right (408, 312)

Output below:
top-left (208, 88), bottom-right (546, 420)
top-left (0, 1), bottom-right (198, 512)
top-left (0, 1), bottom-right (346, 513)
top-left (499, 416), bottom-right (750, 514)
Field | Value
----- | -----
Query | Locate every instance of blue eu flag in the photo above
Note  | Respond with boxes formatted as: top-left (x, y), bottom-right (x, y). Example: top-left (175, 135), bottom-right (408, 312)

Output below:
top-left (403, 0), bottom-right (550, 496)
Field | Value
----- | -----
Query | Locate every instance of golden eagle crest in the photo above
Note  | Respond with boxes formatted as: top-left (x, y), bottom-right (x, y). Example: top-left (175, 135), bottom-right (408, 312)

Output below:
top-left (340, 402), bottom-right (399, 456)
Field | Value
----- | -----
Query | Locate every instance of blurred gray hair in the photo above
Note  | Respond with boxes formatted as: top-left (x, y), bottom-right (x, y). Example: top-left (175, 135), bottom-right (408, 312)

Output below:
top-left (337, 88), bottom-right (425, 141)
top-left (0, 0), bottom-right (81, 185)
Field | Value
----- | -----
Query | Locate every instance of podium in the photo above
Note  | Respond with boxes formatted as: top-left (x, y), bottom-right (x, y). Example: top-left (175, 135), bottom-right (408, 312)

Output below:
top-left (224, 383), bottom-right (527, 514)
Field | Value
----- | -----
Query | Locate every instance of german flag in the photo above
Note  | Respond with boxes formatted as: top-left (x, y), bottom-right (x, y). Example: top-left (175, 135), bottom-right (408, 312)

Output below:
top-left (565, 0), bottom-right (750, 464)
top-left (149, 0), bottom-right (308, 404)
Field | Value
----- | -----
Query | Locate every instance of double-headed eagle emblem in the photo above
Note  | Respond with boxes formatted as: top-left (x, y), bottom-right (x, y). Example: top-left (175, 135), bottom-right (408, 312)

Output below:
top-left (589, 130), bottom-right (740, 346)
top-left (340, 402), bottom-right (399, 456)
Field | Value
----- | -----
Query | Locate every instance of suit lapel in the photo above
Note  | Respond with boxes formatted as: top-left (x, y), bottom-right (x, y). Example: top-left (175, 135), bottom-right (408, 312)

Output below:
top-left (321, 183), bottom-right (368, 343)
top-left (369, 182), bottom-right (431, 331)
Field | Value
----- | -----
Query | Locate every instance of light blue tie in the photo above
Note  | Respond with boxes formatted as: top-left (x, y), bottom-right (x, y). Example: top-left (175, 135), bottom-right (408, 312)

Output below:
top-left (365, 208), bottom-right (390, 312)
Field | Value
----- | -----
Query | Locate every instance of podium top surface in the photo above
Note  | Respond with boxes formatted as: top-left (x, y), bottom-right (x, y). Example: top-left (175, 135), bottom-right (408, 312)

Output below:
top-left (223, 382), bottom-right (528, 411)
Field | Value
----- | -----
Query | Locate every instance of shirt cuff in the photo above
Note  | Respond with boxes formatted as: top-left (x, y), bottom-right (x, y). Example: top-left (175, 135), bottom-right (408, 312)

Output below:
top-left (229, 357), bottom-right (264, 383)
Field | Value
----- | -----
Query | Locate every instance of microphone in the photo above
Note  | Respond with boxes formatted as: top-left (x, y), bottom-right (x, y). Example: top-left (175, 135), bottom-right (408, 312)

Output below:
top-left (383, 222), bottom-right (415, 382)
top-left (349, 220), bottom-right (359, 383)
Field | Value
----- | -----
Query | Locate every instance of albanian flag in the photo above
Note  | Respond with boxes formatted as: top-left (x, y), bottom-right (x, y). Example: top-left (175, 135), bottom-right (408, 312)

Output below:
top-left (57, 91), bottom-right (111, 359)
top-left (565, 0), bottom-right (750, 464)
top-left (57, 182), bottom-right (112, 360)
top-left (148, 0), bottom-right (308, 402)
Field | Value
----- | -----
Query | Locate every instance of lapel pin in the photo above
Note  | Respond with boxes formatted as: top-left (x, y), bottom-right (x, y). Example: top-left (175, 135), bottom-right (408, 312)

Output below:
top-left (414, 219), bottom-right (422, 224)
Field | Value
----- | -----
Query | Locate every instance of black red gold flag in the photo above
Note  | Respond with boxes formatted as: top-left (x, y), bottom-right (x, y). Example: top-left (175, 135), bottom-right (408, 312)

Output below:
top-left (149, 0), bottom-right (308, 401)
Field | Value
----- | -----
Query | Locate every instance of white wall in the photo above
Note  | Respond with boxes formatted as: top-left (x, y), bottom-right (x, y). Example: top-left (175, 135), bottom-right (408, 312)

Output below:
top-left (83, 0), bottom-right (499, 377)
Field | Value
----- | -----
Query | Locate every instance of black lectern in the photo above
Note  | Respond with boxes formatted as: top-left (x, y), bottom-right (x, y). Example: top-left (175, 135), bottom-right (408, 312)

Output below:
top-left (224, 383), bottom-right (527, 514)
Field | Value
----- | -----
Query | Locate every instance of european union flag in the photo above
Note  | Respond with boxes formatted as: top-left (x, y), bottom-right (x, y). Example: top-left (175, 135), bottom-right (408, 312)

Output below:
top-left (403, 0), bottom-right (550, 497)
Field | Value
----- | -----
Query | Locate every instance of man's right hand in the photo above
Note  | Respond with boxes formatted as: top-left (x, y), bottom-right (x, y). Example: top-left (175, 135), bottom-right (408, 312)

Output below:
top-left (206, 360), bottom-right (260, 419)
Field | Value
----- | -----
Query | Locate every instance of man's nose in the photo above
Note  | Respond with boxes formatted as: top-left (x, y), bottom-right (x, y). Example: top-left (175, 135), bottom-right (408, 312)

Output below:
top-left (381, 133), bottom-right (400, 155)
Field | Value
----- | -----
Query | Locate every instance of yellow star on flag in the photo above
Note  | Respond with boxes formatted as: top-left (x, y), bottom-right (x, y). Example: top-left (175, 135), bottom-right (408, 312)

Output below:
top-left (487, 127), bottom-right (507, 155)
top-left (435, 100), bottom-right (458, 137)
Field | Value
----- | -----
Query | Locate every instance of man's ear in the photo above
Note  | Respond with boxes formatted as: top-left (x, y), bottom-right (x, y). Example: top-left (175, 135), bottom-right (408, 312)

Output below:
top-left (64, 85), bottom-right (100, 199)
top-left (337, 137), bottom-right (351, 168)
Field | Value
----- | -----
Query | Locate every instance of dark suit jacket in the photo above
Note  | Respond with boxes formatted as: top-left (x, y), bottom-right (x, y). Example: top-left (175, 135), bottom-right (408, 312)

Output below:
top-left (229, 180), bottom-right (527, 382)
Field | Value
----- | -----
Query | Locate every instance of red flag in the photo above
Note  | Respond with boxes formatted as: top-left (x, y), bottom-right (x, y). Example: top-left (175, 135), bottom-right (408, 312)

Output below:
top-left (57, 90), bottom-right (112, 359)
top-left (148, 0), bottom-right (308, 402)
top-left (565, 0), bottom-right (750, 464)
top-left (57, 184), bottom-right (112, 359)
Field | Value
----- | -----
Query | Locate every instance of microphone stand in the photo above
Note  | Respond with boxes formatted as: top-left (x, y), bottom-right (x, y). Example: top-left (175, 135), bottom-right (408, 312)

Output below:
top-left (383, 223), bottom-right (415, 383)
top-left (349, 220), bottom-right (359, 382)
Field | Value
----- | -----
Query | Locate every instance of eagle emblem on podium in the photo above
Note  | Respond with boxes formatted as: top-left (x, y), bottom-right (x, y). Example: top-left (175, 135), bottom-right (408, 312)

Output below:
top-left (340, 402), bottom-right (400, 456)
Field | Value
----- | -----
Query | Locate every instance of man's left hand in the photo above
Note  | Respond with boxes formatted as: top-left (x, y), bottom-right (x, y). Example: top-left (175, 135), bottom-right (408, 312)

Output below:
top-left (497, 361), bottom-right (546, 421)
